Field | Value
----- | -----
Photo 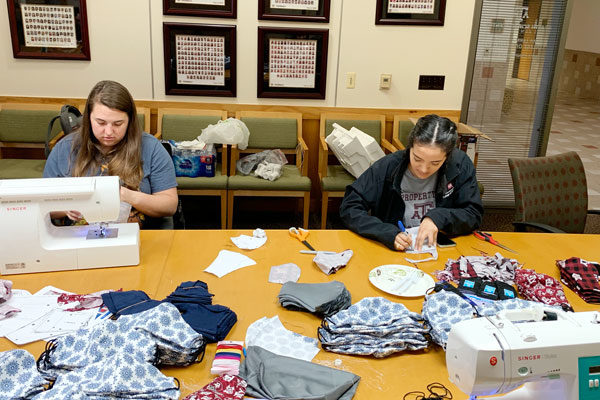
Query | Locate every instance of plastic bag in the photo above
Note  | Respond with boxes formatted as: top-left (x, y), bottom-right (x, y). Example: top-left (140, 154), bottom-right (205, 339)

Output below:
top-left (254, 162), bottom-right (283, 181)
top-left (236, 149), bottom-right (288, 177)
top-left (164, 140), bottom-right (217, 177)
top-left (198, 118), bottom-right (249, 150)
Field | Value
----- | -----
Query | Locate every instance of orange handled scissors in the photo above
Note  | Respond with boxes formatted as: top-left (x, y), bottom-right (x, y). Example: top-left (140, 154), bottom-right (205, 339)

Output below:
top-left (288, 227), bottom-right (316, 251)
top-left (473, 231), bottom-right (518, 254)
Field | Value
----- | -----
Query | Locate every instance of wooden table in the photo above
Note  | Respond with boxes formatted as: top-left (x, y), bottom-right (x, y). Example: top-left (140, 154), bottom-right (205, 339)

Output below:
top-left (2, 230), bottom-right (599, 399)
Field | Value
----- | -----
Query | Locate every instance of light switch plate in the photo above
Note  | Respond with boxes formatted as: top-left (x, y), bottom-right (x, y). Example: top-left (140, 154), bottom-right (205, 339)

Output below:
top-left (346, 72), bottom-right (356, 89)
top-left (380, 74), bottom-right (392, 89)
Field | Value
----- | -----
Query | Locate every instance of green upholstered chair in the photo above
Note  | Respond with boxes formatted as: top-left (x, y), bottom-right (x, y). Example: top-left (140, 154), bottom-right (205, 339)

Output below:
top-left (157, 108), bottom-right (229, 228)
top-left (318, 112), bottom-right (394, 229)
top-left (508, 151), bottom-right (600, 233)
top-left (0, 103), bottom-right (63, 179)
top-left (229, 111), bottom-right (310, 229)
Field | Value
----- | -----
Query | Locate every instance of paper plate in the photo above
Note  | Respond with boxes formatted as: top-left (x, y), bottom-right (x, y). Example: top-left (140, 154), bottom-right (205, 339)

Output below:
top-left (368, 264), bottom-right (435, 297)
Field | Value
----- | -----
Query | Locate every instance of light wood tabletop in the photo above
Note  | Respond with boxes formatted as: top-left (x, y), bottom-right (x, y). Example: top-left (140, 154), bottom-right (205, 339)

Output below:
top-left (1, 229), bottom-right (599, 399)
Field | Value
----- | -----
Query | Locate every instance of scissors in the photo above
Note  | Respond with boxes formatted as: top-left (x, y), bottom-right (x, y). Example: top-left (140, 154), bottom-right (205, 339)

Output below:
top-left (288, 227), bottom-right (316, 251)
top-left (473, 231), bottom-right (518, 254)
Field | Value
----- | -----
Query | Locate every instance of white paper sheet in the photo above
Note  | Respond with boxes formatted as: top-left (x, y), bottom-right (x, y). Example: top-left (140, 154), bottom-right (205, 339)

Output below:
top-left (204, 250), bottom-right (257, 278)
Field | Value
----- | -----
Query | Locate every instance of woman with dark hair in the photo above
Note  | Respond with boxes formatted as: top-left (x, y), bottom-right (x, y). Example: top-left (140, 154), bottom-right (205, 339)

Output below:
top-left (44, 80), bottom-right (177, 228)
top-left (339, 114), bottom-right (483, 251)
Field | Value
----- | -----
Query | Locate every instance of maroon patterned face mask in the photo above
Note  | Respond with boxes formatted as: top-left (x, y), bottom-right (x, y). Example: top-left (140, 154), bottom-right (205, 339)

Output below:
top-left (556, 257), bottom-right (600, 304)
top-left (183, 375), bottom-right (247, 400)
top-left (514, 268), bottom-right (571, 309)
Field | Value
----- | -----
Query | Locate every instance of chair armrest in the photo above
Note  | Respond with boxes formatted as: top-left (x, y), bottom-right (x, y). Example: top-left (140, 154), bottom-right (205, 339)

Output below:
top-left (229, 144), bottom-right (238, 176)
top-left (220, 144), bottom-right (228, 175)
top-left (154, 132), bottom-right (161, 139)
top-left (392, 137), bottom-right (405, 151)
top-left (513, 221), bottom-right (565, 233)
top-left (48, 131), bottom-right (65, 150)
top-left (318, 137), bottom-right (329, 179)
top-left (297, 137), bottom-right (308, 176)
top-left (320, 137), bottom-right (328, 152)
top-left (380, 139), bottom-right (396, 154)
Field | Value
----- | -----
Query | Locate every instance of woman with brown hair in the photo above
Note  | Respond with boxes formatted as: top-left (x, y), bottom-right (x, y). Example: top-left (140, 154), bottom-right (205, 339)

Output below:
top-left (44, 80), bottom-right (177, 228)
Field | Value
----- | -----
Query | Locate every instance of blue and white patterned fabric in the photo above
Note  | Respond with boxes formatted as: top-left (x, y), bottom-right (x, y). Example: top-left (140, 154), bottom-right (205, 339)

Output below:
top-left (0, 349), bottom-right (47, 400)
top-left (32, 354), bottom-right (179, 400)
top-left (318, 297), bottom-right (429, 358)
top-left (39, 303), bottom-right (204, 380)
top-left (422, 290), bottom-right (559, 349)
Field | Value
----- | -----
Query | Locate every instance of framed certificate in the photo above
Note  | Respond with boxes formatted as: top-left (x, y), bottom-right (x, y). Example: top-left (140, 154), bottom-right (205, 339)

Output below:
top-left (257, 27), bottom-right (328, 99)
top-left (163, 0), bottom-right (236, 18)
top-left (258, 0), bottom-right (330, 23)
top-left (376, 0), bottom-right (446, 26)
top-left (163, 23), bottom-right (236, 97)
top-left (7, 0), bottom-right (90, 60)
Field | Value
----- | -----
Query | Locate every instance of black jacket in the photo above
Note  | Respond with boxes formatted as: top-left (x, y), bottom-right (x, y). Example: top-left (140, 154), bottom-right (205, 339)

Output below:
top-left (339, 148), bottom-right (483, 250)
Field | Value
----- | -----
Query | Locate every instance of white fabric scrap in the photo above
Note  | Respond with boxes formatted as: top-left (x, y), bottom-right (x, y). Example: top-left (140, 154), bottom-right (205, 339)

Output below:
top-left (268, 263), bottom-right (301, 284)
top-left (254, 161), bottom-right (283, 181)
top-left (230, 228), bottom-right (268, 250)
top-left (245, 315), bottom-right (320, 362)
top-left (204, 250), bottom-right (257, 278)
top-left (404, 227), bottom-right (438, 263)
top-left (313, 250), bottom-right (354, 275)
top-left (174, 139), bottom-right (206, 150)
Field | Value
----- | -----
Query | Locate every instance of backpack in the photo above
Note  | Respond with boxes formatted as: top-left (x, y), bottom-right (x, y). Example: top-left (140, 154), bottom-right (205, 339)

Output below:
top-left (45, 105), bottom-right (82, 158)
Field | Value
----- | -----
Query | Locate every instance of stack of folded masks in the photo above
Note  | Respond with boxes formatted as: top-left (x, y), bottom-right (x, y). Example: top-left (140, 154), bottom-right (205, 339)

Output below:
top-left (317, 297), bottom-right (429, 358)
top-left (101, 282), bottom-right (237, 343)
top-left (164, 280), bottom-right (214, 305)
top-left (35, 353), bottom-right (180, 400)
top-left (101, 290), bottom-right (162, 316)
top-left (556, 257), bottom-right (600, 304)
top-left (164, 281), bottom-right (237, 343)
top-left (0, 349), bottom-right (47, 399)
top-left (422, 289), bottom-right (562, 349)
top-left (239, 346), bottom-right (360, 400)
top-left (278, 281), bottom-right (351, 317)
top-left (175, 303), bottom-right (237, 343)
top-left (514, 268), bottom-right (572, 309)
top-left (38, 302), bottom-right (205, 382)
top-left (435, 253), bottom-right (521, 284)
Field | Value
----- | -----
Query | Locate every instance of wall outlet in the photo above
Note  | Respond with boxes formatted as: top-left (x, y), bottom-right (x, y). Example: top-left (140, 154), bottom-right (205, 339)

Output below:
top-left (346, 72), bottom-right (356, 89)
top-left (418, 75), bottom-right (445, 90)
top-left (380, 74), bottom-right (392, 89)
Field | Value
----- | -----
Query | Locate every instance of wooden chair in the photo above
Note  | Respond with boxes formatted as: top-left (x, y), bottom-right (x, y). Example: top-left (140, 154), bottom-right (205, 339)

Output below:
top-left (228, 111), bottom-right (310, 229)
top-left (156, 108), bottom-right (229, 228)
top-left (0, 103), bottom-right (64, 179)
top-left (318, 112), bottom-right (394, 229)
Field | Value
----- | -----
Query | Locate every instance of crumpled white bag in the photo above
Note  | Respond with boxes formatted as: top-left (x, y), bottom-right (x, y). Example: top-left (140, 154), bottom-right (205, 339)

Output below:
top-left (198, 118), bottom-right (250, 150)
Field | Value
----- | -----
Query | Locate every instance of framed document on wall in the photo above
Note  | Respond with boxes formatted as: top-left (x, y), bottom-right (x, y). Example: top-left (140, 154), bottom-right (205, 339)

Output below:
top-left (163, 0), bottom-right (236, 18)
top-left (163, 23), bottom-right (236, 97)
top-left (376, 0), bottom-right (446, 26)
top-left (257, 27), bottom-right (328, 99)
top-left (258, 0), bottom-right (330, 23)
top-left (7, 0), bottom-right (90, 60)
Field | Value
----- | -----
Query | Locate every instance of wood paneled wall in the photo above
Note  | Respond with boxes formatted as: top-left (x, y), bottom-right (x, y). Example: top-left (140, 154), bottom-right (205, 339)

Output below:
top-left (0, 96), bottom-right (460, 211)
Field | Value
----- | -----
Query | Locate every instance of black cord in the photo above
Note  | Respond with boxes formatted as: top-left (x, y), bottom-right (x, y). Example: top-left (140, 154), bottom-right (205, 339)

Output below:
top-left (403, 382), bottom-right (453, 400)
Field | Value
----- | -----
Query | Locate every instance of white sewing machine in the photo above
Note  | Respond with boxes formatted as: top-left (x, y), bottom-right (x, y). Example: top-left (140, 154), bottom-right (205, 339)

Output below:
top-left (0, 176), bottom-right (139, 275)
top-left (446, 307), bottom-right (600, 400)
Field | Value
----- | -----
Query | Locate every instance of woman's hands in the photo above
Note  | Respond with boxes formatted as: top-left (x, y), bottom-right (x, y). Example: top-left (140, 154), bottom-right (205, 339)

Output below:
top-left (394, 217), bottom-right (439, 252)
